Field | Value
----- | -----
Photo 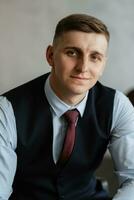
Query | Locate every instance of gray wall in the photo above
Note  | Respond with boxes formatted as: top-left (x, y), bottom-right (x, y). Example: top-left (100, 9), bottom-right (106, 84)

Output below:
top-left (0, 0), bottom-right (134, 94)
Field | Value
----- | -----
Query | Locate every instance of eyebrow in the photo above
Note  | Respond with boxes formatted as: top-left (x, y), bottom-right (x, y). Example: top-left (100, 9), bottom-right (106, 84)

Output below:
top-left (91, 51), bottom-right (105, 57)
top-left (64, 46), bottom-right (82, 53)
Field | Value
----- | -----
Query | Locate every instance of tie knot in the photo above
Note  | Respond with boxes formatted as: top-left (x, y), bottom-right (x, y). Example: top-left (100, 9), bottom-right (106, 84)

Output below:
top-left (63, 109), bottom-right (79, 124)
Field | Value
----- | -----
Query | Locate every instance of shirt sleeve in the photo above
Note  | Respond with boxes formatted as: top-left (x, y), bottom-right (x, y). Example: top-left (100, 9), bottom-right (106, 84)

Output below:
top-left (109, 90), bottom-right (134, 200)
top-left (0, 96), bottom-right (17, 200)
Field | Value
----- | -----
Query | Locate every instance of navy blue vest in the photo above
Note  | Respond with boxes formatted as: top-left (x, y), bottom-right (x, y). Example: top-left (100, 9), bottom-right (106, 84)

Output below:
top-left (4, 73), bottom-right (115, 200)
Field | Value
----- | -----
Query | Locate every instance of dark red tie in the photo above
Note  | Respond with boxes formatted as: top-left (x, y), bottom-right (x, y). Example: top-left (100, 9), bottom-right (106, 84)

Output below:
top-left (58, 109), bottom-right (79, 165)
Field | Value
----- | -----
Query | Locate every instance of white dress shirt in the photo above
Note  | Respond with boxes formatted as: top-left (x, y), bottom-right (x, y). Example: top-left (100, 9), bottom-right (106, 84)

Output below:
top-left (0, 77), bottom-right (134, 200)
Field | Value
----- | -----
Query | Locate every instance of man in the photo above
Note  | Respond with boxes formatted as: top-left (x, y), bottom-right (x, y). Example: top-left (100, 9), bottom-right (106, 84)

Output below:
top-left (0, 13), bottom-right (134, 200)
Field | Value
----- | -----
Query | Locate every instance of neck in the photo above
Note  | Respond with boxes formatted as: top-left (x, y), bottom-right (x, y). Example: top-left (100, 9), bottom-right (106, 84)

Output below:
top-left (59, 93), bottom-right (86, 106)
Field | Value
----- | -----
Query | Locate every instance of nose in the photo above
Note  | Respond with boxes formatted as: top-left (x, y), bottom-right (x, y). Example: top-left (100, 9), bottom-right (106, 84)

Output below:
top-left (76, 56), bottom-right (89, 73)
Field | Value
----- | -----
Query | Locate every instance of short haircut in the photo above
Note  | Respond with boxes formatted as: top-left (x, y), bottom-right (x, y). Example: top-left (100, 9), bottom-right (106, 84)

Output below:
top-left (53, 13), bottom-right (110, 44)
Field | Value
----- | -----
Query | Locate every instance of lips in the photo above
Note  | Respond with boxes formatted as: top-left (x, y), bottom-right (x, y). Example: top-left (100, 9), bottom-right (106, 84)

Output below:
top-left (71, 75), bottom-right (89, 80)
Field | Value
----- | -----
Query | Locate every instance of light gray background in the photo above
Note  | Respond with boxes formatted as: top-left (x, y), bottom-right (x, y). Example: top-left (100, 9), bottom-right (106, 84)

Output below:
top-left (0, 0), bottom-right (134, 94)
top-left (0, 0), bottom-right (134, 196)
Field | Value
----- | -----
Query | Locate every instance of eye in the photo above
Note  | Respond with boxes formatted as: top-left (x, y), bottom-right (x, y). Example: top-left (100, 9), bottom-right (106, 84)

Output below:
top-left (90, 54), bottom-right (102, 63)
top-left (66, 49), bottom-right (78, 57)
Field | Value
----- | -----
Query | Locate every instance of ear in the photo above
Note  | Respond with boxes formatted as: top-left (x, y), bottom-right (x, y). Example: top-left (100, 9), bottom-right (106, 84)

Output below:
top-left (46, 45), bottom-right (54, 67)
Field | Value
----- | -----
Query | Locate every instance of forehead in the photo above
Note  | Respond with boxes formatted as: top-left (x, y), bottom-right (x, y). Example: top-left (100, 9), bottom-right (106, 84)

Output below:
top-left (54, 31), bottom-right (108, 54)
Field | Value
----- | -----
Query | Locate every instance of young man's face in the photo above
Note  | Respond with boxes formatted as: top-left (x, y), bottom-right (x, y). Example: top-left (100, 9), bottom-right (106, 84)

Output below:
top-left (46, 31), bottom-right (108, 105)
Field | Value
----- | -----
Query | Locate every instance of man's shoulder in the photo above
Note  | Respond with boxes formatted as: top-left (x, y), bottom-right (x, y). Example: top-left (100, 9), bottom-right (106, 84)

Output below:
top-left (93, 81), bottom-right (116, 98)
top-left (3, 72), bottom-right (50, 99)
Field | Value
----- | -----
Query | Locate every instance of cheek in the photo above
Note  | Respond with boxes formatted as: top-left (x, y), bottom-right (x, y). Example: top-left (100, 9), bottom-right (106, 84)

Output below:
top-left (61, 57), bottom-right (74, 67)
top-left (53, 53), bottom-right (77, 76)
top-left (57, 60), bottom-right (74, 74)
top-left (53, 60), bottom-right (67, 77)
top-left (90, 68), bottom-right (99, 77)
top-left (90, 64), bottom-right (104, 77)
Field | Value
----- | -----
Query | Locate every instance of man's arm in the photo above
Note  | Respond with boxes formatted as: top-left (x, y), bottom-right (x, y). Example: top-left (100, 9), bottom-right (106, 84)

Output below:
top-left (0, 96), bottom-right (17, 200)
top-left (112, 180), bottom-right (134, 200)
top-left (109, 91), bottom-right (134, 200)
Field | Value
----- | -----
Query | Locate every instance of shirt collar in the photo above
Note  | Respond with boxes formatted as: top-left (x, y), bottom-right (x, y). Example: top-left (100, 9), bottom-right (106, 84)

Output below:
top-left (45, 75), bottom-right (88, 118)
